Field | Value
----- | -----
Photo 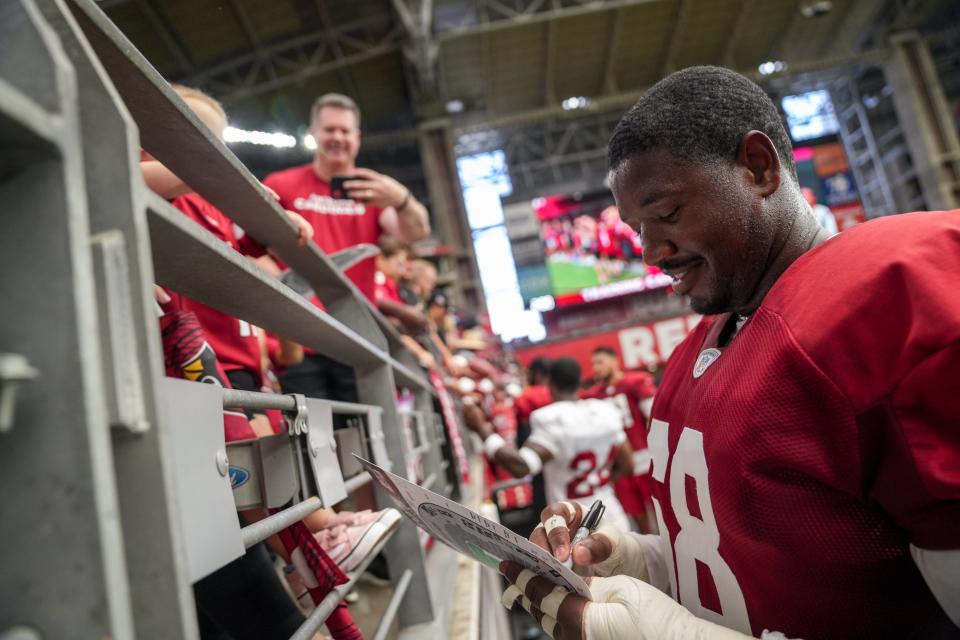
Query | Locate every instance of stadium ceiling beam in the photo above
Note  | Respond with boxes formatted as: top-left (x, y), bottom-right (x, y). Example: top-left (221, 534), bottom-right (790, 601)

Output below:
top-left (218, 35), bottom-right (400, 104)
top-left (721, 0), bottom-right (753, 68)
top-left (436, 47), bottom-right (890, 136)
top-left (601, 7), bottom-right (624, 94)
top-left (659, 0), bottom-right (688, 77)
top-left (543, 17), bottom-right (556, 107)
top-left (777, 0), bottom-right (808, 61)
top-left (815, 0), bottom-right (859, 58)
top-left (313, 0), bottom-right (362, 99)
top-left (135, 0), bottom-right (195, 74)
top-left (226, 0), bottom-right (262, 50)
top-left (174, 16), bottom-right (402, 104)
top-left (434, 0), bottom-right (663, 42)
top-left (391, 0), bottom-right (439, 100)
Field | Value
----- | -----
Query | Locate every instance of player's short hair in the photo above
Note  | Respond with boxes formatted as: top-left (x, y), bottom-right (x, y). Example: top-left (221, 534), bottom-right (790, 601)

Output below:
top-left (170, 84), bottom-right (227, 124)
top-left (592, 346), bottom-right (617, 358)
top-left (549, 357), bottom-right (582, 394)
top-left (528, 357), bottom-right (551, 379)
top-left (608, 66), bottom-right (796, 183)
top-left (311, 92), bottom-right (361, 128)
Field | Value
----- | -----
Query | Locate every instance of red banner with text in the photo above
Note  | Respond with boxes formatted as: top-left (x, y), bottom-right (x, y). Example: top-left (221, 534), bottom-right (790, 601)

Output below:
top-left (512, 314), bottom-right (702, 376)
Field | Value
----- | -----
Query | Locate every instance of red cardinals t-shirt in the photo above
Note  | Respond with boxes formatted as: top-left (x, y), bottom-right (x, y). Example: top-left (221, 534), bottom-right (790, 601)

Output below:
top-left (166, 193), bottom-right (264, 381)
top-left (263, 165), bottom-right (384, 302)
top-left (374, 271), bottom-right (403, 305)
top-left (648, 211), bottom-right (960, 638)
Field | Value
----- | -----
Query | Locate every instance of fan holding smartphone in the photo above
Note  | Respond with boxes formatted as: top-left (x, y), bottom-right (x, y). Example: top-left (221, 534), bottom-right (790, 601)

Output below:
top-left (262, 92), bottom-right (432, 414)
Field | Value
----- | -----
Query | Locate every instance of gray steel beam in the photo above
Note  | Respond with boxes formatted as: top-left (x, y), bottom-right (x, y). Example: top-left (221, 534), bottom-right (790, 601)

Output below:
top-left (659, 0), bottom-right (687, 77)
top-left (601, 6), bottom-right (624, 94)
top-left (435, 0), bottom-right (662, 42)
top-left (815, 0), bottom-right (858, 57)
top-left (179, 13), bottom-right (390, 86)
top-left (392, 0), bottom-right (439, 100)
top-left (0, 1), bottom-right (135, 637)
top-left (135, 0), bottom-right (194, 73)
top-left (145, 194), bottom-right (432, 385)
top-left (32, 1), bottom-right (201, 637)
top-left (721, 0), bottom-right (752, 68)
top-left (219, 36), bottom-right (400, 104)
top-left (437, 47), bottom-right (890, 135)
top-left (226, 0), bottom-right (262, 49)
top-left (542, 17), bottom-right (556, 107)
top-left (883, 31), bottom-right (960, 210)
top-left (313, 0), bottom-right (362, 99)
top-left (355, 364), bottom-right (435, 627)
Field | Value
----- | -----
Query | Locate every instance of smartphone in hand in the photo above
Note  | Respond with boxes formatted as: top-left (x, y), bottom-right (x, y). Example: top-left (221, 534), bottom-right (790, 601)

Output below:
top-left (330, 175), bottom-right (359, 200)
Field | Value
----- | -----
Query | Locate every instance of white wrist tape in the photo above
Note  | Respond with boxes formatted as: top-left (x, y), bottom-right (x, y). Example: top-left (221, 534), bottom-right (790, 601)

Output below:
top-left (500, 584), bottom-right (522, 609)
top-left (585, 575), bottom-right (754, 640)
top-left (483, 433), bottom-right (506, 459)
top-left (540, 586), bottom-right (568, 618)
top-left (518, 446), bottom-right (543, 475)
top-left (516, 569), bottom-right (537, 592)
top-left (541, 615), bottom-right (557, 639)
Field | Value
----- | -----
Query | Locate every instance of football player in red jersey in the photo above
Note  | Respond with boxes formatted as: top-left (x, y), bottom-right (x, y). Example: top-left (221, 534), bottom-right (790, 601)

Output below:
top-left (583, 346), bottom-right (657, 532)
top-left (513, 357), bottom-right (556, 520)
top-left (499, 66), bottom-right (960, 640)
top-left (465, 358), bottom-right (635, 533)
top-left (514, 357), bottom-right (554, 429)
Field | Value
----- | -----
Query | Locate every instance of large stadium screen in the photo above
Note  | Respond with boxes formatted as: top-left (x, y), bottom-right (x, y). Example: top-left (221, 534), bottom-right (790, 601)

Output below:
top-left (534, 192), bottom-right (671, 308)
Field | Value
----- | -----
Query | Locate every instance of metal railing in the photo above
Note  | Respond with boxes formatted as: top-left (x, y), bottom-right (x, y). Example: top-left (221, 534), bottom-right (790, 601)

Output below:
top-left (0, 0), bottom-right (467, 637)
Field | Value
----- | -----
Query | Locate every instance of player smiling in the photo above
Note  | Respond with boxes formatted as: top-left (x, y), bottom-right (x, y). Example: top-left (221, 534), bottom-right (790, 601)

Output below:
top-left (500, 66), bottom-right (960, 640)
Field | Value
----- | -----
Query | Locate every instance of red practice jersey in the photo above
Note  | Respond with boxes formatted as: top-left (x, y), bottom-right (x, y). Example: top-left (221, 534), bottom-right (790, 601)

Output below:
top-left (583, 372), bottom-right (658, 515)
top-left (514, 385), bottom-right (553, 426)
top-left (263, 165), bottom-right (384, 302)
top-left (649, 211), bottom-right (960, 638)
top-left (583, 371), bottom-right (657, 451)
top-left (166, 194), bottom-right (264, 381)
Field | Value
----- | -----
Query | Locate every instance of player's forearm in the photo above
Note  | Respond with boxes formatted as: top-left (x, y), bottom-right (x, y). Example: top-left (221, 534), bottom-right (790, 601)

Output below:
top-left (610, 444), bottom-right (635, 482)
top-left (483, 433), bottom-right (538, 478)
top-left (396, 197), bottom-right (430, 243)
top-left (493, 448), bottom-right (532, 478)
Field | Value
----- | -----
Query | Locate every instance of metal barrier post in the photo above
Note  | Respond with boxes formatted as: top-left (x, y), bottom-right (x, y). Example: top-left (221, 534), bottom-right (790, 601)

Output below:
top-left (0, 1), bottom-right (135, 636)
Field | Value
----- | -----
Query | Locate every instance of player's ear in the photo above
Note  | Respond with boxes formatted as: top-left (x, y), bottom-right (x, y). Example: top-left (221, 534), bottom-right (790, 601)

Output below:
top-left (736, 130), bottom-right (781, 197)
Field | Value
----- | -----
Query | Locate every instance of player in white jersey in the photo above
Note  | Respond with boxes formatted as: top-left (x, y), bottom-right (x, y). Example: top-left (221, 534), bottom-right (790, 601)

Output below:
top-left (464, 357), bottom-right (634, 532)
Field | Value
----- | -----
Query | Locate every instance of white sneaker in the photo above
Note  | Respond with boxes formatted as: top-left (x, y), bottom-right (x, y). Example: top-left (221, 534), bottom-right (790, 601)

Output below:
top-left (314, 508), bottom-right (401, 573)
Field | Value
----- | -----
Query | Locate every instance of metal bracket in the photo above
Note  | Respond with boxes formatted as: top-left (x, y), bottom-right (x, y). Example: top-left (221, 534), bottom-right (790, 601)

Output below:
top-left (287, 393), bottom-right (309, 435)
top-left (0, 354), bottom-right (39, 434)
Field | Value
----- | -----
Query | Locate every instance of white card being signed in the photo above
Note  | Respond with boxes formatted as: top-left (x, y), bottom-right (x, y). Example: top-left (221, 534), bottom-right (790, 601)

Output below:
top-left (355, 455), bottom-right (591, 599)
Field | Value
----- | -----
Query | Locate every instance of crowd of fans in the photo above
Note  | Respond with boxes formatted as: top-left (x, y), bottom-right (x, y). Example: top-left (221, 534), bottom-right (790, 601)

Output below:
top-left (145, 82), bottom-right (547, 639)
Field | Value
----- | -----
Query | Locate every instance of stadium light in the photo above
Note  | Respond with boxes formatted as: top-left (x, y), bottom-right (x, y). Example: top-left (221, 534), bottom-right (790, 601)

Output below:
top-left (223, 126), bottom-right (297, 148)
top-left (562, 96), bottom-right (590, 110)
top-left (758, 60), bottom-right (787, 76)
